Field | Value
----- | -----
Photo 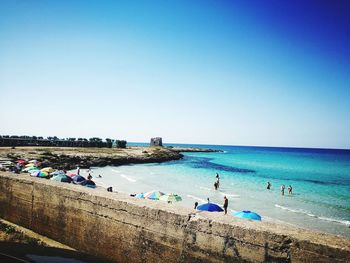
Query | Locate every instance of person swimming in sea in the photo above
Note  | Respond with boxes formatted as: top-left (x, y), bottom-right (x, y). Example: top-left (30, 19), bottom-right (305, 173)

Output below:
top-left (267, 181), bottom-right (271, 190)
top-left (288, 185), bottom-right (293, 194)
top-left (215, 173), bottom-right (220, 188)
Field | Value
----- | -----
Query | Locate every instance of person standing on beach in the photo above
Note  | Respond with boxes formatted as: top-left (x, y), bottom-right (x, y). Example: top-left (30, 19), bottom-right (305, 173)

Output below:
top-left (223, 196), bottom-right (228, 215)
top-left (281, 184), bottom-right (285, 196)
top-left (194, 202), bottom-right (198, 209)
top-left (288, 185), bottom-right (293, 194)
top-left (267, 182), bottom-right (271, 190)
top-left (76, 166), bottom-right (80, 175)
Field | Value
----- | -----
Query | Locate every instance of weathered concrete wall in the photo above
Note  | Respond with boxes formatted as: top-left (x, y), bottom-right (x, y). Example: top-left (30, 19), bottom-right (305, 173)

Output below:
top-left (0, 172), bottom-right (349, 263)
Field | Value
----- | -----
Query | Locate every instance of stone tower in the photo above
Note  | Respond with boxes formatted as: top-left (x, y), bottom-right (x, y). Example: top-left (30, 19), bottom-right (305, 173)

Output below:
top-left (150, 137), bottom-right (163, 146)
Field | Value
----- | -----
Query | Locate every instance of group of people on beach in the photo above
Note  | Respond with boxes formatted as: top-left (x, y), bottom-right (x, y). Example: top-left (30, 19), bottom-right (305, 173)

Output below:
top-left (267, 181), bottom-right (293, 195)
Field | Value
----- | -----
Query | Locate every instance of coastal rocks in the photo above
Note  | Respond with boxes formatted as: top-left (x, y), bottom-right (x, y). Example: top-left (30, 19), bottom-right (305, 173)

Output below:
top-left (0, 146), bottom-right (184, 170)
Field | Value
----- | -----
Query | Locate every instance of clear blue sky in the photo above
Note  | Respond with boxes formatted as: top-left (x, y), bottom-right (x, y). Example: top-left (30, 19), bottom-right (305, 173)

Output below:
top-left (1, 0), bottom-right (349, 149)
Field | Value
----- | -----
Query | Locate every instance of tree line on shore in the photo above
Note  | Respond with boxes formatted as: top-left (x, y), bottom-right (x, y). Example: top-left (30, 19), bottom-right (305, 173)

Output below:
top-left (0, 135), bottom-right (127, 148)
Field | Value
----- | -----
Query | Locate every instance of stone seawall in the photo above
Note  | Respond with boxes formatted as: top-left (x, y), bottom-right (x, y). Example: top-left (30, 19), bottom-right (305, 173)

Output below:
top-left (0, 172), bottom-right (349, 263)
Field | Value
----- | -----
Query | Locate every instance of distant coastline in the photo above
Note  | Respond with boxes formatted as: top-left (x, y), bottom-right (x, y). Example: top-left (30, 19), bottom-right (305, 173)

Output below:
top-left (0, 146), bottom-right (220, 171)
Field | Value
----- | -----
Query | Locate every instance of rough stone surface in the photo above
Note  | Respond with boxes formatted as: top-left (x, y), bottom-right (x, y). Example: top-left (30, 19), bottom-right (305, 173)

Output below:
top-left (0, 172), bottom-right (349, 263)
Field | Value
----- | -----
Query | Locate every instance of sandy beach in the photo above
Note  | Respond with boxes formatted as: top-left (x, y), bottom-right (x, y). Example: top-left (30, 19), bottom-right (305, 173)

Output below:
top-left (1, 170), bottom-right (350, 262)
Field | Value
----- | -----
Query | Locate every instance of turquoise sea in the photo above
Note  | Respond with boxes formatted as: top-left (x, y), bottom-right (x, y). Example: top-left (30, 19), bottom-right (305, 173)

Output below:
top-left (91, 144), bottom-right (350, 238)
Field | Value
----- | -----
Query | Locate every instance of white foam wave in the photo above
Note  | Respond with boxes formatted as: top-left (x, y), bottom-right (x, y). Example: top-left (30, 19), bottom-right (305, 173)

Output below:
top-left (120, 173), bottom-right (136, 182)
top-left (318, 216), bottom-right (350, 226)
top-left (219, 192), bottom-right (240, 198)
top-left (275, 204), bottom-right (350, 226)
top-left (187, 195), bottom-right (207, 203)
top-left (275, 204), bottom-right (307, 214)
top-left (111, 169), bottom-right (121, 173)
top-left (199, 186), bottom-right (212, 191)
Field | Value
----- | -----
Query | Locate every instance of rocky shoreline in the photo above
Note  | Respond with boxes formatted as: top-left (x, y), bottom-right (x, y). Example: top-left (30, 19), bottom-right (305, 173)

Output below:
top-left (0, 146), bottom-right (219, 170)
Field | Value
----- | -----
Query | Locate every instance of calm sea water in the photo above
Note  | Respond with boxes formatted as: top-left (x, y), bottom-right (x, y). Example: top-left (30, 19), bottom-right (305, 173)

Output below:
top-left (90, 143), bottom-right (350, 237)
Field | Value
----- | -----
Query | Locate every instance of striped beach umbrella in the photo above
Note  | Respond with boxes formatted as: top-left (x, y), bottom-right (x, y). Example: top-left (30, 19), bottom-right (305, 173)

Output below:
top-left (38, 171), bottom-right (48, 178)
top-left (159, 194), bottom-right (182, 203)
top-left (30, 171), bottom-right (48, 178)
top-left (30, 170), bottom-right (40, 177)
top-left (144, 190), bottom-right (165, 200)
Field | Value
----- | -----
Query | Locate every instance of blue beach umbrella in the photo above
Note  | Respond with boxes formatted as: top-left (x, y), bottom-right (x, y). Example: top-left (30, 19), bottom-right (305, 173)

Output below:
top-left (135, 193), bottom-right (145, 199)
top-left (72, 175), bottom-right (86, 185)
top-left (51, 174), bottom-right (72, 183)
top-left (197, 203), bottom-right (224, 212)
top-left (60, 176), bottom-right (73, 183)
top-left (233, 210), bottom-right (262, 221)
top-left (83, 180), bottom-right (96, 188)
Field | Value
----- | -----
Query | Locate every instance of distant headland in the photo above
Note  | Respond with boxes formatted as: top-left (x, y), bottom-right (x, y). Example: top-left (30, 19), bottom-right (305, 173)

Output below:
top-left (0, 135), bottom-right (220, 171)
